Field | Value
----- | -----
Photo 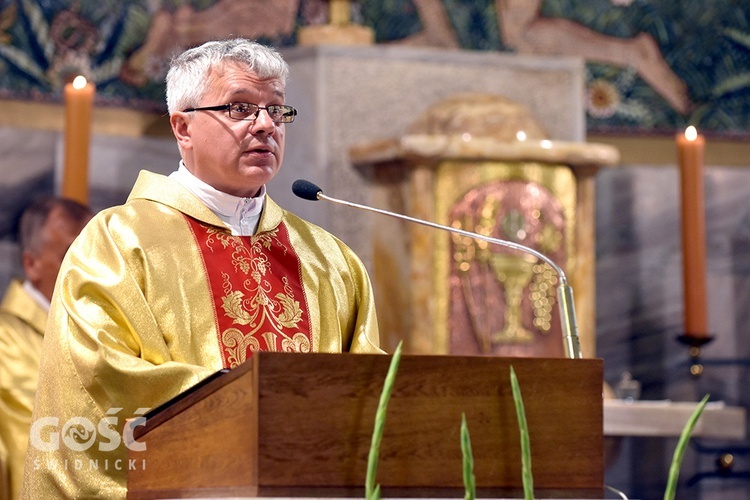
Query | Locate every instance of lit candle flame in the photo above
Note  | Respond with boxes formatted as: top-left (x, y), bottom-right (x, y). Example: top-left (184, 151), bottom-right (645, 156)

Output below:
top-left (72, 75), bottom-right (88, 90)
top-left (516, 130), bottom-right (527, 142)
top-left (685, 125), bottom-right (698, 141)
top-left (540, 139), bottom-right (552, 149)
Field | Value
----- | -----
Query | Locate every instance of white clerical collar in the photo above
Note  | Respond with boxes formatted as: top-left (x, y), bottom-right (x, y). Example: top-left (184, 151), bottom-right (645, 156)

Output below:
top-left (23, 280), bottom-right (50, 312)
top-left (169, 162), bottom-right (265, 236)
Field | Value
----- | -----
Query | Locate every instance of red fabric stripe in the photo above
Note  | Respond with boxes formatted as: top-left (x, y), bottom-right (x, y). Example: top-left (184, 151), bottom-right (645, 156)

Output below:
top-left (185, 217), bottom-right (311, 367)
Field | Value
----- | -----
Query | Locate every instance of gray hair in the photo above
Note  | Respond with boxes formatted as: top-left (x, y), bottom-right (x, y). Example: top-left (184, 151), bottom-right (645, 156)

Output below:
top-left (165, 38), bottom-right (290, 115)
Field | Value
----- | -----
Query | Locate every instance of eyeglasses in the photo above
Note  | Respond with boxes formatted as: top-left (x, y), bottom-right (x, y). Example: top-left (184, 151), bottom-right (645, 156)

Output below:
top-left (182, 102), bottom-right (297, 123)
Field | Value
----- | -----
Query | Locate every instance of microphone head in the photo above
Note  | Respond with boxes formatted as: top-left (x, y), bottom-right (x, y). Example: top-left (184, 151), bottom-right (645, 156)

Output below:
top-left (292, 179), bottom-right (323, 201)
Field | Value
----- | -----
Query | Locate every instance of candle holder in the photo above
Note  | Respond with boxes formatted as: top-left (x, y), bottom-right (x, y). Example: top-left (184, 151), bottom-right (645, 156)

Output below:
top-left (676, 334), bottom-right (714, 377)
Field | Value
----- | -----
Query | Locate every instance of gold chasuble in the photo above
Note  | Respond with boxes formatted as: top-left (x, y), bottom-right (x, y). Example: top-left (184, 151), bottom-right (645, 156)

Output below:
top-left (0, 280), bottom-right (48, 500)
top-left (21, 171), bottom-right (381, 499)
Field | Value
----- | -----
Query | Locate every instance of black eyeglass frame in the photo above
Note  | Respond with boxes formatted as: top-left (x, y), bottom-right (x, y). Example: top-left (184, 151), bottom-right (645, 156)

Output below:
top-left (182, 102), bottom-right (297, 123)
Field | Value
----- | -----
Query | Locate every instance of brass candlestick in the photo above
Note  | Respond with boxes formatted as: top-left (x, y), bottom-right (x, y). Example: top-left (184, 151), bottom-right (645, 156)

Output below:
top-left (676, 333), bottom-right (714, 377)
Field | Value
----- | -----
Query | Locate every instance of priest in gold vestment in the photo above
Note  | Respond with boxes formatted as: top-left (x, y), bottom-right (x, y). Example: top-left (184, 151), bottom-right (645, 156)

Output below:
top-left (0, 280), bottom-right (47, 500)
top-left (0, 198), bottom-right (92, 500)
top-left (22, 39), bottom-right (382, 499)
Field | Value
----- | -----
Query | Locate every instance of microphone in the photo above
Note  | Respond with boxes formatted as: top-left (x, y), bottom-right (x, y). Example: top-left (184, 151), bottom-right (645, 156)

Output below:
top-left (291, 179), bottom-right (582, 359)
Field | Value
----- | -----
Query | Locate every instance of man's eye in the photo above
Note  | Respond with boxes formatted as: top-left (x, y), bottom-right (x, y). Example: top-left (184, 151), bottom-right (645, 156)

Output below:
top-left (232, 103), bottom-right (253, 114)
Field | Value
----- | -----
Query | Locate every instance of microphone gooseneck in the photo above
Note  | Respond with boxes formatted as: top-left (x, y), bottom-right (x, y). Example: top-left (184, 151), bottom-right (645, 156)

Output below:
top-left (292, 179), bottom-right (582, 359)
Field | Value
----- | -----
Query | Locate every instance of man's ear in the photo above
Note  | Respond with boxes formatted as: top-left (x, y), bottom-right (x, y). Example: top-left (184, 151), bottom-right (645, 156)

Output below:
top-left (170, 112), bottom-right (192, 151)
top-left (21, 250), bottom-right (40, 283)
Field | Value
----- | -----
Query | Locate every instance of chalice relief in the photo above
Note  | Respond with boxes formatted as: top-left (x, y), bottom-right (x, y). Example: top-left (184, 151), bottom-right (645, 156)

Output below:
top-left (449, 179), bottom-right (565, 355)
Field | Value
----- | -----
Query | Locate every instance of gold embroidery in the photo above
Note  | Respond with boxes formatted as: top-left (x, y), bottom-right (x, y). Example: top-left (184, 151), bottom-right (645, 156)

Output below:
top-left (205, 227), bottom-right (233, 252)
top-left (261, 332), bottom-right (278, 352)
top-left (537, 223), bottom-right (562, 254)
top-left (222, 328), bottom-right (261, 367)
top-left (451, 192), bottom-right (561, 350)
top-left (282, 333), bottom-right (311, 353)
top-left (250, 231), bottom-right (286, 254)
top-left (530, 262), bottom-right (558, 332)
top-left (276, 292), bottom-right (303, 328)
top-left (220, 289), bottom-right (253, 325)
top-left (207, 228), bottom-right (306, 357)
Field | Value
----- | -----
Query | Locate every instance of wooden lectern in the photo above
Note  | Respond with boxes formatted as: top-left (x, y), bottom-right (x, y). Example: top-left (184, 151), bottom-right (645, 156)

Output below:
top-left (127, 353), bottom-right (603, 499)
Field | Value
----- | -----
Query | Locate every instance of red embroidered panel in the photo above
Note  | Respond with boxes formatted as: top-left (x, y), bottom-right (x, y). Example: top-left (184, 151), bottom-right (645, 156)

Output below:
top-left (185, 217), bottom-right (312, 368)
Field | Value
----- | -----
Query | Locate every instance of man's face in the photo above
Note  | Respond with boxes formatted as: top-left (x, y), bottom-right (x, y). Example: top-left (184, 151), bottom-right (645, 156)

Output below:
top-left (173, 62), bottom-right (287, 198)
top-left (24, 206), bottom-right (91, 302)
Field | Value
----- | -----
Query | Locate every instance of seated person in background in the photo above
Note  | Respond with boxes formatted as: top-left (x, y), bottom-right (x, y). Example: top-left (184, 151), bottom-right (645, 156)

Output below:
top-left (0, 197), bottom-right (92, 500)
top-left (22, 38), bottom-right (382, 499)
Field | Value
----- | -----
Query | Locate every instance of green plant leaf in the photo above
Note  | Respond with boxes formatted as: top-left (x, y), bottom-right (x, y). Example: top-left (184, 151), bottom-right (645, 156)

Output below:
top-left (663, 394), bottom-right (710, 500)
top-left (461, 413), bottom-right (476, 500)
top-left (510, 366), bottom-right (534, 500)
top-left (365, 341), bottom-right (403, 500)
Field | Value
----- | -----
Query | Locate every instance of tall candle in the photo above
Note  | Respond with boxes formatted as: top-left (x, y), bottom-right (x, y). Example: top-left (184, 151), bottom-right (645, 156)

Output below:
top-left (62, 75), bottom-right (95, 205)
top-left (677, 125), bottom-right (707, 338)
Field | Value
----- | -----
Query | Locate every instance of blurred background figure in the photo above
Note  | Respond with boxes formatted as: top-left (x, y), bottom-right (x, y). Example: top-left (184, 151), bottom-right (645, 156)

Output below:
top-left (0, 197), bottom-right (92, 500)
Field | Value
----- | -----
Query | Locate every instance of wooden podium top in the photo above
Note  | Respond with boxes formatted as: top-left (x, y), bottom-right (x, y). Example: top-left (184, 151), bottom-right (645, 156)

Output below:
top-left (128, 353), bottom-right (604, 499)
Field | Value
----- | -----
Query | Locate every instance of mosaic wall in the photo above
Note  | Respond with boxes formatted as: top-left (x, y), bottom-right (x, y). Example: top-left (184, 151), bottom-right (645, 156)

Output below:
top-left (1, 0), bottom-right (748, 138)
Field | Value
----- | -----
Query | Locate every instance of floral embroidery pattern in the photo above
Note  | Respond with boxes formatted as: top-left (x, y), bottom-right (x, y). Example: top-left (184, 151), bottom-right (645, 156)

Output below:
top-left (187, 220), bottom-right (311, 368)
